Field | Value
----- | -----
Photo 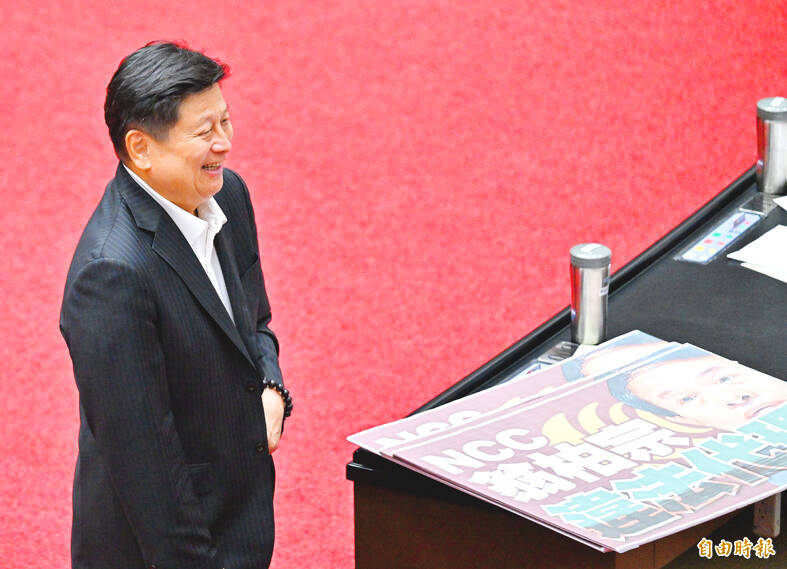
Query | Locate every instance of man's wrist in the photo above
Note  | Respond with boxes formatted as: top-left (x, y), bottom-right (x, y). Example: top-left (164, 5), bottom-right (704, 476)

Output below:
top-left (261, 378), bottom-right (293, 418)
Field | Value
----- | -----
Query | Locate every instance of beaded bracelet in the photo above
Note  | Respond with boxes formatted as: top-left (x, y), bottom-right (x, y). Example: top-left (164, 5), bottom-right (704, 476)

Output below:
top-left (261, 377), bottom-right (293, 418)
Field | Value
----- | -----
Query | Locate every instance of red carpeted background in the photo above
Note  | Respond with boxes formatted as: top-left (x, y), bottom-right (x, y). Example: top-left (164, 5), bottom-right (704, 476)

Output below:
top-left (1, 1), bottom-right (785, 567)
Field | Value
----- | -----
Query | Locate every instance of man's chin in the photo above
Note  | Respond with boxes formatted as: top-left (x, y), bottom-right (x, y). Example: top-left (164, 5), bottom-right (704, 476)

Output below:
top-left (199, 180), bottom-right (224, 199)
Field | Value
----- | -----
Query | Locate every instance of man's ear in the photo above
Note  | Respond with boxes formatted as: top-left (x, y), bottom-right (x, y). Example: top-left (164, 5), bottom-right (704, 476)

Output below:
top-left (125, 129), bottom-right (152, 171)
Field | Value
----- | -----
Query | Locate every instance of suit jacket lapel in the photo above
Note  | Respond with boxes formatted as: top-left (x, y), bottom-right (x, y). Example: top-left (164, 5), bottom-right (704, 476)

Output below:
top-left (115, 164), bottom-right (255, 369)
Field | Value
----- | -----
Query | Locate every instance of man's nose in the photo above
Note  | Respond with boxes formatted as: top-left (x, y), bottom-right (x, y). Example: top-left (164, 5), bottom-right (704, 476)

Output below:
top-left (721, 391), bottom-right (752, 407)
top-left (212, 128), bottom-right (232, 153)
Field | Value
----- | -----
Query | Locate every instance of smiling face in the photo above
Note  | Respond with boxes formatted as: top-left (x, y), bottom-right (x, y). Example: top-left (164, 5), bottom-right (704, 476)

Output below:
top-left (128, 83), bottom-right (233, 212)
top-left (627, 357), bottom-right (787, 429)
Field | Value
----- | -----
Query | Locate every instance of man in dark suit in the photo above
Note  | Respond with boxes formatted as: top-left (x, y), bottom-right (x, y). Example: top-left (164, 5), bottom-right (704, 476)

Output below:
top-left (60, 42), bottom-right (291, 569)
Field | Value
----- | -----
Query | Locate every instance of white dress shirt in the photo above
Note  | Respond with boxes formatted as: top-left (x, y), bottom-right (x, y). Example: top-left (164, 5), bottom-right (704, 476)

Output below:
top-left (124, 165), bottom-right (235, 322)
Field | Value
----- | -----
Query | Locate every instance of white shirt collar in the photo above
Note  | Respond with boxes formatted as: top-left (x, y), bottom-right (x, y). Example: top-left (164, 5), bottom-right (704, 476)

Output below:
top-left (123, 164), bottom-right (227, 250)
top-left (122, 164), bottom-right (235, 322)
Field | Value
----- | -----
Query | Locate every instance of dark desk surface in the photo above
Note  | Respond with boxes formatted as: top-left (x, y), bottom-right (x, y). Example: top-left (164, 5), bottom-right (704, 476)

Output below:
top-left (593, 184), bottom-right (785, 379)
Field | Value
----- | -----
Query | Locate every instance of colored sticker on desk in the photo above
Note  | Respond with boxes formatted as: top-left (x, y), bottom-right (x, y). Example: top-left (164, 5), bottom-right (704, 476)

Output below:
top-left (678, 210), bottom-right (761, 264)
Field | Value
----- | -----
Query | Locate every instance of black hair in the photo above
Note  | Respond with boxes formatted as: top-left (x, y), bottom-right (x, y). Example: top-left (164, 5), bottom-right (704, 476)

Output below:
top-left (607, 370), bottom-right (677, 416)
top-left (561, 333), bottom-right (664, 383)
top-left (104, 41), bottom-right (230, 160)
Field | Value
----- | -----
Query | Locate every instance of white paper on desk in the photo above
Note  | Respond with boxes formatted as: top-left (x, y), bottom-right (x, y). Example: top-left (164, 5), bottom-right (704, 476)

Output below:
top-left (775, 195), bottom-right (787, 211)
top-left (727, 225), bottom-right (787, 277)
top-left (741, 262), bottom-right (787, 284)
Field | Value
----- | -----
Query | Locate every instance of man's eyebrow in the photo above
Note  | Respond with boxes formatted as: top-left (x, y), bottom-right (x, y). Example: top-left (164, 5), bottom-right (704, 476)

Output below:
top-left (697, 365), bottom-right (725, 384)
top-left (194, 105), bottom-right (230, 124)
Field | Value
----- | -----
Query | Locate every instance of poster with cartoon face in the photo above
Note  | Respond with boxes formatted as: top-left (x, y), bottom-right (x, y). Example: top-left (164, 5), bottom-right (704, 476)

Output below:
top-left (384, 343), bottom-right (787, 552)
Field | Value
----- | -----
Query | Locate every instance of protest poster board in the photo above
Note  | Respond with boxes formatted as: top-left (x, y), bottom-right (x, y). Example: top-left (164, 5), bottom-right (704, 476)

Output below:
top-left (385, 344), bottom-right (787, 552)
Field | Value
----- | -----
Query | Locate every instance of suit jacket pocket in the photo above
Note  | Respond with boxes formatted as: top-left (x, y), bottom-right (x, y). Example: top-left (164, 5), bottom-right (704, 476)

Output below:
top-left (238, 252), bottom-right (260, 281)
top-left (187, 462), bottom-right (215, 496)
top-left (239, 253), bottom-right (265, 319)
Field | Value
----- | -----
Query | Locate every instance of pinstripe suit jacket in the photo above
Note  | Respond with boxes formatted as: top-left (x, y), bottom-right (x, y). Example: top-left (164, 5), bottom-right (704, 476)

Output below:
top-left (60, 164), bottom-right (283, 569)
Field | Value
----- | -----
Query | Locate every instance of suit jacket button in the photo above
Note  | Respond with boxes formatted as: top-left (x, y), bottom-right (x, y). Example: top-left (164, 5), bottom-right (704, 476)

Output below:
top-left (255, 442), bottom-right (266, 453)
top-left (246, 384), bottom-right (257, 392)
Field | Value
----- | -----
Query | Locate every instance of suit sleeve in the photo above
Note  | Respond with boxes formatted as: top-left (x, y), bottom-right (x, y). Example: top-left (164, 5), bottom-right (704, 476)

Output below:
top-left (233, 172), bottom-right (285, 389)
top-left (61, 257), bottom-right (222, 569)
